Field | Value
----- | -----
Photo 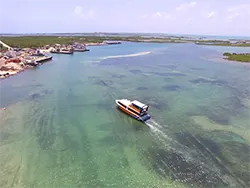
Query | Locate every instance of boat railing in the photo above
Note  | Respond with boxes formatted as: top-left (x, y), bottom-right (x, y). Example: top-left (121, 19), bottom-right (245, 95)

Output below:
top-left (117, 101), bottom-right (127, 108)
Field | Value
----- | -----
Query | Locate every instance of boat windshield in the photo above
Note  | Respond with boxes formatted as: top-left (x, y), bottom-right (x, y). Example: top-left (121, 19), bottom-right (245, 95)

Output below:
top-left (131, 101), bottom-right (149, 113)
top-left (143, 106), bottom-right (149, 111)
top-left (131, 103), bottom-right (143, 111)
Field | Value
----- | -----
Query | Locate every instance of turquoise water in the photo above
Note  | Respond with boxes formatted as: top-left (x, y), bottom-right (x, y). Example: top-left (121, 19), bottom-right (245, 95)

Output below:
top-left (0, 42), bottom-right (250, 188)
top-left (201, 45), bottom-right (250, 53)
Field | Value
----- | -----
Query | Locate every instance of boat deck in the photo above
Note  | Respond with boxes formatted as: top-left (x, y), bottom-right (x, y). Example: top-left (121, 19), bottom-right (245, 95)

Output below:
top-left (118, 99), bottom-right (131, 106)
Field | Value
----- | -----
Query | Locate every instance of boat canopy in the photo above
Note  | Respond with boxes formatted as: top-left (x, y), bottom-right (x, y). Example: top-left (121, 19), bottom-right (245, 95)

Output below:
top-left (132, 100), bottom-right (147, 107)
top-left (131, 100), bottom-right (149, 111)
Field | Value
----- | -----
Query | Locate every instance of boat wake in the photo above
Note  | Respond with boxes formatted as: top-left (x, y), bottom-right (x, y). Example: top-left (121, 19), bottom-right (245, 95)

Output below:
top-left (145, 119), bottom-right (163, 131)
top-left (146, 119), bottom-right (241, 187)
top-left (145, 119), bottom-right (173, 144)
top-left (100, 51), bottom-right (151, 60)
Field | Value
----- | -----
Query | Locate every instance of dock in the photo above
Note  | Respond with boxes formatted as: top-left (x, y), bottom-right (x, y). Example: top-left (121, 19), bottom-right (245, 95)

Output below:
top-left (35, 56), bottom-right (53, 63)
top-left (50, 50), bottom-right (73, 54)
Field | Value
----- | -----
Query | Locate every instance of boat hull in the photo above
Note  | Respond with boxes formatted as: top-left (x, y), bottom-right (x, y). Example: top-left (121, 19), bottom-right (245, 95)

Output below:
top-left (73, 49), bottom-right (90, 52)
top-left (116, 100), bottom-right (151, 122)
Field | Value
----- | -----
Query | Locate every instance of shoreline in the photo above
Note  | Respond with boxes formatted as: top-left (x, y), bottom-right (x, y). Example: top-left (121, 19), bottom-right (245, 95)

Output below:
top-left (222, 52), bottom-right (250, 63)
top-left (1, 35), bottom-right (250, 48)
top-left (1, 37), bottom-right (249, 80)
top-left (0, 40), bottom-right (97, 80)
top-left (0, 48), bottom-right (53, 80)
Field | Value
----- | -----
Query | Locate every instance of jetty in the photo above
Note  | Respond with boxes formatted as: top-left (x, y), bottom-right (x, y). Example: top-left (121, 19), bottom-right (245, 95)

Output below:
top-left (35, 56), bottom-right (53, 63)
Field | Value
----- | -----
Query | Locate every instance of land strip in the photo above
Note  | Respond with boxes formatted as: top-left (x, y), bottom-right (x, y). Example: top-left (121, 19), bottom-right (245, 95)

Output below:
top-left (223, 52), bottom-right (250, 62)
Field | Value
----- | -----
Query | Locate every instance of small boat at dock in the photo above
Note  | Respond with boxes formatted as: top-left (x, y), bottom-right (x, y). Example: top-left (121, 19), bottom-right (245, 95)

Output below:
top-left (73, 48), bottom-right (90, 52)
top-left (116, 99), bottom-right (151, 122)
top-left (72, 44), bottom-right (90, 52)
top-left (35, 56), bottom-right (52, 63)
top-left (50, 48), bottom-right (73, 54)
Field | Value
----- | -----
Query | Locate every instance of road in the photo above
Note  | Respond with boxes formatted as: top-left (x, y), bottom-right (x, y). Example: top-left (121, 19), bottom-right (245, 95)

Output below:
top-left (0, 40), bottom-right (12, 50)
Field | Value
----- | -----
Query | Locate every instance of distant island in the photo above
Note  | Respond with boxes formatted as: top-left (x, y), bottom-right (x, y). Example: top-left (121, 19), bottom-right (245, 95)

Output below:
top-left (1, 34), bottom-right (250, 79)
top-left (0, 35), bottom-right (250, 48)
top-left (196, 41), bottom-right (250, 47)
top-left (223, 52), bottom-right (250, 63)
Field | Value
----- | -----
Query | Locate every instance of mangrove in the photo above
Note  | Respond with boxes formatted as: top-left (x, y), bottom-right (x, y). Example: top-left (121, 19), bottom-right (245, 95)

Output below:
top-left (223, 52), bottom-right (250, 63)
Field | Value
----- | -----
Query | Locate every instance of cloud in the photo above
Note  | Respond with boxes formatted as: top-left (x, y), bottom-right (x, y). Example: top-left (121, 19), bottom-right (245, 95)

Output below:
top-left (227, 4), bottom-right (250, 14)
top-left (139, 12), bottom-right (171, 20)
top-left (154, 12), bottom-right (163, 17)
top-left (187, 18), bottom-right (193, 24)
top-left (227, 3), bottom-right (250, 20)
top-left (73, 5), bottom-right (95, 19)
top-left (207, 11), bottom-right (215, 18)
top-left (153, 12), bottom-right (171, 19)
top-left (227, 12), bottom-right (239, 20)
top-left (74, 6), bottom-right (83, 15)
top-left (176, 1), bottom-right (196, 11)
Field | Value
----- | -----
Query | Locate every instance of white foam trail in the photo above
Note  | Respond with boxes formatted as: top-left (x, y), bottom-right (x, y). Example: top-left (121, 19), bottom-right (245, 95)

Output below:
top-left (146, 119), bottom-right (167, 129)
top-left (146, 122), bottom-right (159, 132)
top-left (150, 119), bottom-right (165, 128)
top-left (146, 120), bottom-right (234, 185)
top-left (100, 51), bottom-right (151, 60)
top-left (146, 119), bottom-right (172, 142)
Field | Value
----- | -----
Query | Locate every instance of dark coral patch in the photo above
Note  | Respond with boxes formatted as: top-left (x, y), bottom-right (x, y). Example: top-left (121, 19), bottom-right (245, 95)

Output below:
top-left (150, 72), bottom-right (185, 77)
top-left (162, 85), bottom-right (181, 91)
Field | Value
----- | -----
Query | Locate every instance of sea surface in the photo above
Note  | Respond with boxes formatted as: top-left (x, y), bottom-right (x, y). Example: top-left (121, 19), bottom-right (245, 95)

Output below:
top-left (0, 42), bottom-right (250, 188)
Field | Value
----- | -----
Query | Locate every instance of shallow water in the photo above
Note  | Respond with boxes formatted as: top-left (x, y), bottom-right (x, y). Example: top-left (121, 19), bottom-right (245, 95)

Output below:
top-left (0, 42), bottom-right (250, 188)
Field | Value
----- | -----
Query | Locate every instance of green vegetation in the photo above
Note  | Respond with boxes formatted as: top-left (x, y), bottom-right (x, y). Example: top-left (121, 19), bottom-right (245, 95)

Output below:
top-left (196, 40), bottom-right (230, 43)
top-left (223, 52), bottom-right (250, 62)
top-left (223, 52), bottom-right (231, 56)
top-left (0, 36), bottom-right (100, 48)
top-left (196, 42), bottom-right (250, 47)
top-left (0, 35), bottom-right (188, 48)
top-left (1, 35), bottom-right (250, 48)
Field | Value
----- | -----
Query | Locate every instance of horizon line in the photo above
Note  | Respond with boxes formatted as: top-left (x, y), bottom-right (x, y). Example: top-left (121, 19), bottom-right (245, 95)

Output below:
top-left (0, 32), bottom-right (249, 37)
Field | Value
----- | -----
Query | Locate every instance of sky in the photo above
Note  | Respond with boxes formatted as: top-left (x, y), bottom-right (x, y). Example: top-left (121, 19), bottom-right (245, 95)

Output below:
top-left (0, 0), bottom-right (250, 36)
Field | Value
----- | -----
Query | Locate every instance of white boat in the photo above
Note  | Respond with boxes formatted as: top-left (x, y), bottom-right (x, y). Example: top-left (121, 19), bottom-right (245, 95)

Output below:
top-left (115, 99), bottom-right (151, 122)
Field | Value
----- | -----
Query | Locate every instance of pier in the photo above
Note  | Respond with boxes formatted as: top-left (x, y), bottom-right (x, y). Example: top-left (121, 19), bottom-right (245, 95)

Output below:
top-left (50, 48), bottom-right (74, 54)
top-left (35, 56), bottom-right (53, 63)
